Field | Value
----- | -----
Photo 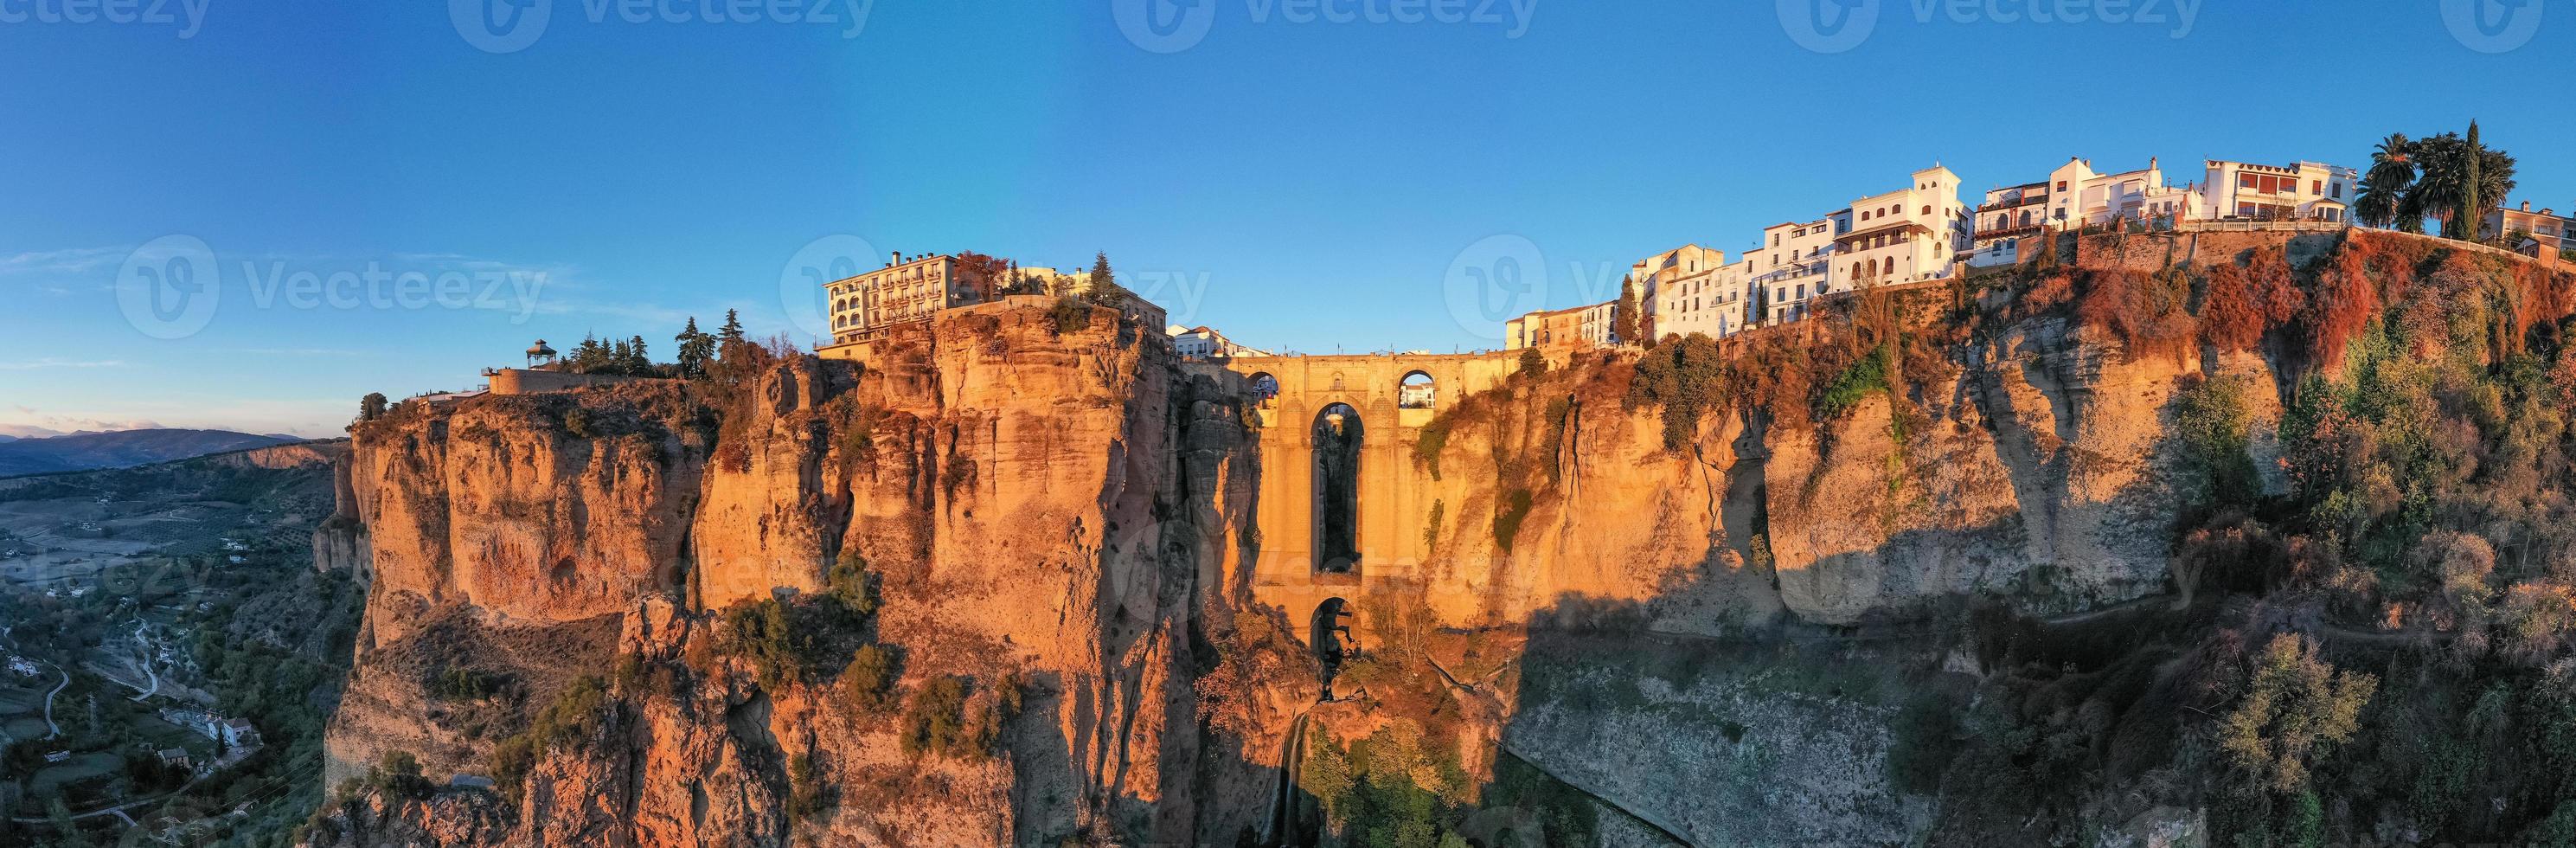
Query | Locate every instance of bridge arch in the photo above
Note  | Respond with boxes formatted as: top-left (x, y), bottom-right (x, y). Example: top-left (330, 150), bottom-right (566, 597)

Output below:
top-left (1313, 402), bottom-right (1363, 575)
top-left (1398, 370), bottom-right (1435, 410)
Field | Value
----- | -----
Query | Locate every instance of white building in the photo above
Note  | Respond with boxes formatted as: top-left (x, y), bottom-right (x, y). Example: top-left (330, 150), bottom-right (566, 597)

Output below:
top-left (1651, 252), bottom-right (1752, 342)
top-left (1629, 244), bottom-right (1727, 339)
top-left (1746, 215), bottom-right (1841, 324)
top-left (1825, 164), bottom-right (1970, 298)
top-left (2200, 159), bottom-right (2356, 222)
top-left (1168, 325), bottom-right (1269, 361)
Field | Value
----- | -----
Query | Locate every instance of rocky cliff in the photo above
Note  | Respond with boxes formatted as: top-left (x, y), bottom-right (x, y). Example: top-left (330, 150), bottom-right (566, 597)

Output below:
top-left (317, 302), bottom-right (1260, 846)
top-left (315, 229), bottom-right (2575, 847)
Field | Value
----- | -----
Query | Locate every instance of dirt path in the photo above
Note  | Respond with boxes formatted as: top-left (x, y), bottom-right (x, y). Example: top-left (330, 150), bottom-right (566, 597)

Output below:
top-left (41, 665), bottom-right (67, 738)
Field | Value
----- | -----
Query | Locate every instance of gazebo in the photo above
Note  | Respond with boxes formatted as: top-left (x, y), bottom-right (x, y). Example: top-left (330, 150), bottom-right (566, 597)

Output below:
top-left (526, 339), bottom-right (557, 368)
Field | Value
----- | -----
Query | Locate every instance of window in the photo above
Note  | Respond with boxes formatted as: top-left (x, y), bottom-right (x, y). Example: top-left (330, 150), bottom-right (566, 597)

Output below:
top-left (2057, 181), bottom-right (2068, 191)
top-left (2311, 180), bottom-right (2323, 195)
top-left (1922, 205), bottom-right (1932, 215)
top-left (1771, 234), bottom-right (1780, 247)
top-left (2332, 182), bottom-right (2344, 199)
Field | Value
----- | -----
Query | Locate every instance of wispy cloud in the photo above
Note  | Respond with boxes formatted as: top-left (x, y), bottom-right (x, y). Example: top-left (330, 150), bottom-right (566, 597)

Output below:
top-left (0, 247), bottom-right (127, 277)
top-left (0, 358), bottom-right (126, 370)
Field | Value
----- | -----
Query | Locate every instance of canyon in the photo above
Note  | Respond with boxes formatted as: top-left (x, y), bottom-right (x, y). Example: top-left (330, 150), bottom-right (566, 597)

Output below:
top-left (302, 228), bottom-right (2576, 846)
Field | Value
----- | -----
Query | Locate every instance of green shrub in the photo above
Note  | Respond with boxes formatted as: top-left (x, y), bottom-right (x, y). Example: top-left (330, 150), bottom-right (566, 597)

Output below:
top-left (841, 645), bottom-right (897, 717)
top-left (1814, 342), bottom-right (1894, 422)
top-left (825, 548), bottom-right (881, 620)
top-left (1491, 489), bottom-right (1535, 553)
top-left (489, 676), bottom-right (612, 803)
top-left (2173, 374), bottom-right (2262, 513)
top-left (1516, 347), bottom-right (1547, 378)
top-left (900, 676), bottom-right (973, 760)
top-left (788, 752), bottom-right (830, 819)
top-left (1052, 294), bottom-right (1090, 333)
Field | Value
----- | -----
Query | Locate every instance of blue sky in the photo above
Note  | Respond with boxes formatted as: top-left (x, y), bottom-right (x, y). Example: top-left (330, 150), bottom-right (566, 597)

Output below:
top-left (2, 1), bottom-right (2569, 436)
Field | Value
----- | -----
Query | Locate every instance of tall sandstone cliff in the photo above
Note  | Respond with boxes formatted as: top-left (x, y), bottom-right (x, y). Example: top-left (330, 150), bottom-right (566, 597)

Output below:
top-left (319, 303), bottom-right (1263, 846)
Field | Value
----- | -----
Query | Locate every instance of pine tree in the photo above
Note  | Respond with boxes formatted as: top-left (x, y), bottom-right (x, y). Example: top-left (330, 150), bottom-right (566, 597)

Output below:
top-left (718, 309), bottom-right (746, 345)
top-left (717, 309), bottom-right (747, 361)
top-left (2455, 120), bottom-right (2483, 241)
top-left (626, 335), bottom-right (652, 375)
top-left (1087, 252), bottom-right (1115, 299)
top-left (675, 317), bottom-right (713, 378)
top-left (358, 392), bottom-right (388, 422)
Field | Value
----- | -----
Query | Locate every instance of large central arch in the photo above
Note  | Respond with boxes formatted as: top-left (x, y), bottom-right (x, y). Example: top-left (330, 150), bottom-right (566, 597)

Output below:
top-left (1312, 402), bottom-right (1362, 575)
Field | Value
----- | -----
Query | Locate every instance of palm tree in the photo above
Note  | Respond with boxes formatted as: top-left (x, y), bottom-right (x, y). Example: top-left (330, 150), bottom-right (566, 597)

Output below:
top-left (2355, 132), bottom-right (2414, 230)
top-left (2405, 124), bottom-right (2519, 242)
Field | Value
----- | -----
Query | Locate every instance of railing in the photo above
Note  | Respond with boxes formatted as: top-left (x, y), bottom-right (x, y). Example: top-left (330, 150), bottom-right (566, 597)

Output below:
top-left (2174, 219), bottom-right (2348, 234)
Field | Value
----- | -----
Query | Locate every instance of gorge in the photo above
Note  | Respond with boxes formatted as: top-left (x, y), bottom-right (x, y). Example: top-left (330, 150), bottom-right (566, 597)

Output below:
top-left (301, 228), bottom-right (2576, 847)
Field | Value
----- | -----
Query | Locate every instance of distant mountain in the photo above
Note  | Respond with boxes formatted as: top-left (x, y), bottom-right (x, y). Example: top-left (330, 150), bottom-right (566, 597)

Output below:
top-left (0, 428), bottom-right (298, 478)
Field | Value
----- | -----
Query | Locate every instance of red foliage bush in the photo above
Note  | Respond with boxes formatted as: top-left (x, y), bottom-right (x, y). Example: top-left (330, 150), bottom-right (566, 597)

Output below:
top-left (2300, 248), bottom-right (2381, 368)
top-left (2075, 268), bottom-right (2196, 361)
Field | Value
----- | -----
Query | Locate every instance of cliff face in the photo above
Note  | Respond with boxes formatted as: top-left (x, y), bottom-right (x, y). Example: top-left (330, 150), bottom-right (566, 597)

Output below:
top-left (1394, 291), bottom-right (2236, 636)
top-left (320, 304), bottom-right (1259, 846)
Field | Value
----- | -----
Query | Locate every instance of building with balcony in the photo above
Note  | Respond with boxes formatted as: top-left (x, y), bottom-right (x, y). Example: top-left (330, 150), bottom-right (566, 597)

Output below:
top-left (1826, 164), bottom-right (1970, 296)
top-left (2485, 200), bottom-right (2574, 255)
top-left (826, 253), bottom-right (971, 343)
top-left (2200, 159), bottom-right (2355, 222)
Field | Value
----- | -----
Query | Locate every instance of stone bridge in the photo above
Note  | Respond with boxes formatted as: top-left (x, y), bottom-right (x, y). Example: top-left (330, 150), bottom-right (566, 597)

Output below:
top-left (1187, 351), bottom-right (1523, 651)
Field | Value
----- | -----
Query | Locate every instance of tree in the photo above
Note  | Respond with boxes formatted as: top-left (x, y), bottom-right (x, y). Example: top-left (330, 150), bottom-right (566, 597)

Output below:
top-left (2355, 132), bottom-right (2415, 230)
top-left (2455, 120), bottom-right (2483, 241)
top-left (841, 644), bottom-right (896, 716)
top-left (717, 309), bottom-right (747, 353)
top-left (1087, 251), bottom-right (1115, 296)
top-left (2218, 633), bottom-right (2376, 793)
top-left (625, 335), bottom-right (653, 375)
top-left (675, 317), bottom-right (714, 378)
top-left (2402, 126), bottom-right (2515, 241)
top-left (358, 392), bottom-right (388, 422)
top-left (1612, 276), bottom-right (1642, 345)
top-left (1516, 347), bottom-right (1547, 378)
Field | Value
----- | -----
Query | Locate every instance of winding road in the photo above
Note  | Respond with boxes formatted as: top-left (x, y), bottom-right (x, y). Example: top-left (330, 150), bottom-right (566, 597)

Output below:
top-left (41, 664), bottom-right (67, 739)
